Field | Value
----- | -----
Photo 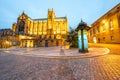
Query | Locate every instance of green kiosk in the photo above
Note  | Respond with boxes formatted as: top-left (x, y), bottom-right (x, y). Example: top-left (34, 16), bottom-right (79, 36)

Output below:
top-left (76, 20), bottom-right (89, 53)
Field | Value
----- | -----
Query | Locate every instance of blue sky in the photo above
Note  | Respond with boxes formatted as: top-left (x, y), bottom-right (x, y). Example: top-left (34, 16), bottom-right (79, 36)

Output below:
top-left (0, 0), bottom-right (119, 29)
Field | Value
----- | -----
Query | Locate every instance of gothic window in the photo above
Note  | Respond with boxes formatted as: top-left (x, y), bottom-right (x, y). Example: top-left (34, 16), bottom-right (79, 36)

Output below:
top-left (19, 20), bottom-right (25, 32)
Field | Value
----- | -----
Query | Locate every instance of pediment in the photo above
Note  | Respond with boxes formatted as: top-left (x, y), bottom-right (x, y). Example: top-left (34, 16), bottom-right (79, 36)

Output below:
top-left (18, 12), bottom-right (29, 20)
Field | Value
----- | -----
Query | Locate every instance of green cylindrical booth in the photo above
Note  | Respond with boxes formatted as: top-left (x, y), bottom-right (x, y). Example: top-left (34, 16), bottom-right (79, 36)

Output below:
top-left (76, 20), bottom-right (89, 53)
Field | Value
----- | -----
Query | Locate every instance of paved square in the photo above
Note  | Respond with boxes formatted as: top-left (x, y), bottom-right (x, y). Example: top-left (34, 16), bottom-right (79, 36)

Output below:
top-left (0, 43), bottom-right (120, 80)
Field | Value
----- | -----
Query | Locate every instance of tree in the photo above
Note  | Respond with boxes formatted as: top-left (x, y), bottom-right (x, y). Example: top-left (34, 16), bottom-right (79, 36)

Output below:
top-left (66, 27), bottom-right (78, 48)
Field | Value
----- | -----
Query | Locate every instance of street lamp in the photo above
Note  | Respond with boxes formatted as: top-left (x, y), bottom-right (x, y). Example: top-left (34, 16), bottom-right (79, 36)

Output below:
top-left (6, 40), bottom-right (10, 48)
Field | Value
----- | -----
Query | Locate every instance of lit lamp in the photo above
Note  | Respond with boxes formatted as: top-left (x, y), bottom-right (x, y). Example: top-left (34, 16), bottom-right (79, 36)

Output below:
top-left (76, 20), bottom-right (90, 53)
top-left (54, 31), bottom-right (56, 34)
top-left (49, 26), bottom-right (52, 29)
top-left (20, 36), bottom-right (25, 39)
top-left (6, 40), bottom-right (9, 48)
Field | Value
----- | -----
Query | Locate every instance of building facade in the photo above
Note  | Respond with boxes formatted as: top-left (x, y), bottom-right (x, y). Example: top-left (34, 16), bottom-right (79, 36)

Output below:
top-left (12, 9), bottom-right (68, 47)
top-left (0, 29), bottom-right (13, 48)
top-left (88, 3), bottom-right (120, 43)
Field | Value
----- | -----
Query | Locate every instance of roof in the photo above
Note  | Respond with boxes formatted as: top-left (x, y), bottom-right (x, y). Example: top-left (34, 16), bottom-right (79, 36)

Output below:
top-left (92, 3), bottom-right (120, 26)
top-left (31, 17), bottom-right (67, 22)
top-left (55, 17), bottom-right (67, 19)
top-left (32, 18), bottom-right (47, 22)
top-left (55, 17), bottom-right (67, 21)
top-left (76, 20), bottom-right (89, 30)
top-left (0, 29), bottom-right (11, 31)
top-left (19, 11), bottom-right (67, 22)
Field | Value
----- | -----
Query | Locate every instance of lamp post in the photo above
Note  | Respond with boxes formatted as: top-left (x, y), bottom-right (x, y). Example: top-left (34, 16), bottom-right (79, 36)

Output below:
top-left (76, 20), bottom-right (89, 53)
top-left (5, 40), bottom-right (8, 49)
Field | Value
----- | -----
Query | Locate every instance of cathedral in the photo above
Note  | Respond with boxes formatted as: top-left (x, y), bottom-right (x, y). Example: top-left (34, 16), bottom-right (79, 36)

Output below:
top-left (10, 9), bottom-right (68, 48)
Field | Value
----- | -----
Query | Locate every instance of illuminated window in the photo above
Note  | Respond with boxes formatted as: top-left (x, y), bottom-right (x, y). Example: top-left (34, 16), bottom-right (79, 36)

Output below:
top-left (93, 37), bottom-right (96, 43)
top-left (14, 37), bottom-right (16, 41)
top-left (49, 25), bottom-right (52, 29)
top-left (97, 26), bottom-right (100, 34)
top-left (10, 37), bottom-right (12, 40)
top-left (90, 30), bottom-right (92, 36)
top-left (7, 31), bottom-right (10, 35)
top-left (49, 35), bottom-right (51, 39)
top-left (103, 24), bottom-right (106, 32)
top-left (103, 37), bottom-right (106, 41)
top-left (98, 38), bottom-right (100, 43)
top-left (93, 28), bottom-right (96, 35)
top-left (109, 19), bottom-right (114, 30)
top-left (43, 32), bottom-right (46, 35)
top-left (54, 31), bottom-right (56, 34)
top-left (54, 36), bottom-right (56, 39)
top-left (19, 20), bottom-right (25, 32)
top-left (111, 36), bottom-right (114, 40)
top-left (57, 29), bottom-right (60, 33)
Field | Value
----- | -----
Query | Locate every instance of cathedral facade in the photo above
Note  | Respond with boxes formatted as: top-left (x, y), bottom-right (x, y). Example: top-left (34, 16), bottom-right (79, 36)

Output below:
top-left (12, 9), bottom-right (68, 47)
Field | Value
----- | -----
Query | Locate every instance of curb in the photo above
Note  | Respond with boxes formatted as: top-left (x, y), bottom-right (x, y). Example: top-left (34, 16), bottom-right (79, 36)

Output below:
top-left (2, 48), bottom-right (110, 59)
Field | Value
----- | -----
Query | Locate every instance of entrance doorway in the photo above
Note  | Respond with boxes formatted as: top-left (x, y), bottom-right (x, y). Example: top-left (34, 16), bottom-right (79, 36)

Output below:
top-left (45, 40), bottom-right (48, 47)
top-left (98, 38), bottom-right (100, 43)
top-left (93, 37), bottom-right (97, 43)
top-left (56, 40), bottom-right (58, 46)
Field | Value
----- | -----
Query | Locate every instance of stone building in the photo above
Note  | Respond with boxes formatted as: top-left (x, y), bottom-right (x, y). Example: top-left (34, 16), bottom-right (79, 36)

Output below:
top-left (0, 29), bottom-right (13, 48)
top-left (11, 9), bottom-right (68, 47)
top-left (88, 3), bottom-right (120, 43)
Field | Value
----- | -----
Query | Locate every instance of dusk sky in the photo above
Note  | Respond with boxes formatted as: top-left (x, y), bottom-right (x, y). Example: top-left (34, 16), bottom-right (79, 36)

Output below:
top-left (0, 0), bottom-right (120, 29)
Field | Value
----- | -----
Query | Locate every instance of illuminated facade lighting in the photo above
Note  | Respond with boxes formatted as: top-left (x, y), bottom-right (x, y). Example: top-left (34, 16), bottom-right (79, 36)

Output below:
top-left (7, 9), bottom-right (68, 48)
top-left (88, 3), bottom-right (120, 43)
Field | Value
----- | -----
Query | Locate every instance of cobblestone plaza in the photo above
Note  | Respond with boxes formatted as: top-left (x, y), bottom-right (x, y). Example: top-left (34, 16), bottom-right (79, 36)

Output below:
top-left (0, 1), bottom-right (120, 80)
top-left (0, 43), bottom-right (120, 80)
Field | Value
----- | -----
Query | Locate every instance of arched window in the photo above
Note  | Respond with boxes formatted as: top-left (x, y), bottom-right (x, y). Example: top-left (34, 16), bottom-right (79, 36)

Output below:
top-left (19, 20), bottom-right (25, 32)
top-left (109, 19), bottom-right (114, 30)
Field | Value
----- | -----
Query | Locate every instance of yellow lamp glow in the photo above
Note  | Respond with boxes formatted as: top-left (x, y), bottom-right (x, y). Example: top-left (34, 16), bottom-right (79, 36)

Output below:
top-left (102, 20), bottom-right (106, 23)
top-left (20, 36), bottom-right (25, 39)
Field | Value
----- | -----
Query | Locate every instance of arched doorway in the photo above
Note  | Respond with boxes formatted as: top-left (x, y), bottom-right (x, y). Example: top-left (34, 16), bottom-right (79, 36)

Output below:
top-left (98, 38), bottom-right (100, 43)
top-left (45, 40), bottom-right (48, 47)
top-left (93, 37), bottom-right (97, 43)
top-left (56, 40), bottom-right (58, 46)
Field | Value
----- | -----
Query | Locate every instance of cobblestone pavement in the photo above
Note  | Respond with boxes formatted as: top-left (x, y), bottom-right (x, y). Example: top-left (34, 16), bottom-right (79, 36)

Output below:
top-left (0, 44), bottom-right (120, 80)
top-left (89, 43), bottom-right (120, 55)
top-left (2, 46), bottom-right (109, 59)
